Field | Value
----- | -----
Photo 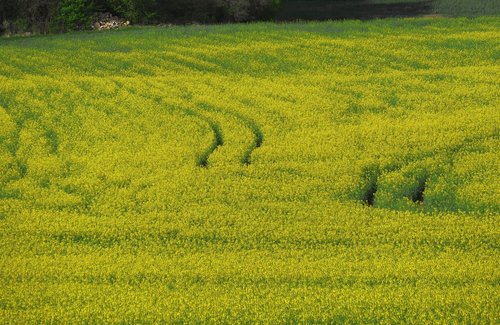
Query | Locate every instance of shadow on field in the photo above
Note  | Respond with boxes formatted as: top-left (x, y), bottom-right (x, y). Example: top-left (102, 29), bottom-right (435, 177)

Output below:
top-left (275, 0), bottom-right (434, 21)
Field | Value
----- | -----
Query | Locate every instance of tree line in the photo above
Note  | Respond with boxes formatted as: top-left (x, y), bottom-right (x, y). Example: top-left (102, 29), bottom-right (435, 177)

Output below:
top-left (0, 0), bottom-right (282, 35)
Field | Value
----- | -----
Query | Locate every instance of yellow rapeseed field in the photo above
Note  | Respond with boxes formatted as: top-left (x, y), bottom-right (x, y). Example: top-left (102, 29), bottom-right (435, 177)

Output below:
top-left (0, 17), bottom-right (499, 322)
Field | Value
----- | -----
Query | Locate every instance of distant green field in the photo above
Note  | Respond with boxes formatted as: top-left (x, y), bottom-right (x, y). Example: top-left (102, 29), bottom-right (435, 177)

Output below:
top-left (431, 0), bottom-right (500, 16)
top-left (278, 0), bottom-right (500, 20)
top-left (0, 17), bottom-right (499, 322)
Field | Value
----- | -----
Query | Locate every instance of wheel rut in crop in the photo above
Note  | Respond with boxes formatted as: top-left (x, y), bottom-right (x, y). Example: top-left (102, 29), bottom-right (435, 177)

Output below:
top-left (197, 102), bottom-right (264, 166)
top-left (121, 80), bottom-right (263, 168)
top-left (358, 165), bottom-right (430, 210)
top-left (239, 113), bottom-right (264, 165)
top-left (358, 132), bottom-right (497, 211)
top-left (185, 109), bottom-right (224, 168)
top-left (360, 166), bottom-right (379, 206)
top-left (410, 177), bottom-right (427, 204)
top-left (363, 180), bottom-right (377, 207)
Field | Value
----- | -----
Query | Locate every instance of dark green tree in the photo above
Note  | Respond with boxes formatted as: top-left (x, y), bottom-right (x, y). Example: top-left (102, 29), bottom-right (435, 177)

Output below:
top-left (53, 0), bottom-right (92, 31)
